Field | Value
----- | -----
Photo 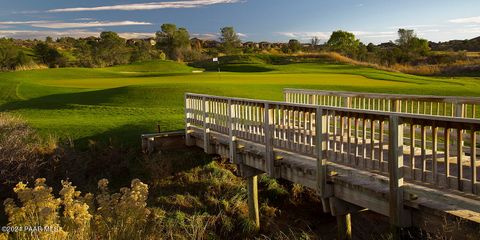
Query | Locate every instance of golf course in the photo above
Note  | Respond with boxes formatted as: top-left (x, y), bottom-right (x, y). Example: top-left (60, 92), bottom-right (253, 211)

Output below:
top-left (1, 55), bottom-right (480, 146)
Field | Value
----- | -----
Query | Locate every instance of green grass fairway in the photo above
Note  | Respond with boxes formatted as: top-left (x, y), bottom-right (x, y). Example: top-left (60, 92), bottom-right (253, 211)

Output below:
top-left (1, 58), bottom-right (480, 146)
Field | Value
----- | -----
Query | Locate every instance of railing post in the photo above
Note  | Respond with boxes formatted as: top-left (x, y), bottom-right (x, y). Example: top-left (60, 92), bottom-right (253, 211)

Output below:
top-left (185, 94), bottom-right (195, 146)
top-left (390, 99), bottom-right (400, 112)
top-left (203, 97), bottom-right (214, 154)
top-left (455, 101), bottom-right (464, 118)
top-left (388, 115), bottom-right (409, 239)
top-left (343, 97), bottom-right (351, 108)
top-left (264, 103), bottom-right (275, 176)
top-left (228, 99), bottom-right (237, 163)
top-left (316, 107), bottom-right (330, 197)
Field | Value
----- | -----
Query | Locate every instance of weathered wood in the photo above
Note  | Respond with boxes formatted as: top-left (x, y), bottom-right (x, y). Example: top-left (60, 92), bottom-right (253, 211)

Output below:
top-left (203, 97), bottom-right (214, 154)
top-left (388, 115), bottom-right (409, 229)
top-left (336, 213), bottom-right (352, 240)
top-left (284, 88), bottom-right (480, 119)
top-left (185, 92), bottom-right (480, 236)
top-left (264, 103), bottom-right (275, 177)
top-left (432, 125), bottom-right (438, 185)
top-left (247, 174), bottom-right (260, 229)
top-left (457, 127), bottom-right (463, 191)
top-left (471, 128), bottom-right (477, 194)
top-left (316, 107), bottom-right (330, 197)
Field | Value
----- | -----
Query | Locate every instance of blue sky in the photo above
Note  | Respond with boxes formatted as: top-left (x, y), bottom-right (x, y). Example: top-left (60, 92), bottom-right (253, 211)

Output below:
top-left (0, 0), bottom-right (479, 43)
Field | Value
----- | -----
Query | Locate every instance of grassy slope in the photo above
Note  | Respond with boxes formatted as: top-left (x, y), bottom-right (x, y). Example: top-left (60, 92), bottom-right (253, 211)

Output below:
top-left (0, 57), bottom-right (479, 146)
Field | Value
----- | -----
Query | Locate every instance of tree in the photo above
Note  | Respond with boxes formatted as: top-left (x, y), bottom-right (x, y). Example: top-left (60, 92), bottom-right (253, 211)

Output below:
top-left (96, 31), bottom-right (130, 66)
top-left (156, 23), bottom-right (191, 60)
top-left (288, 39), bottom-right (302, 53)
top-left (310, 36), bottom-right (320, 50)
top-left (326, 30), bottom-right (360, 57)
top-left (394, 29), bottom-right (430, 63)
top-left (45, 36), bottom-right (53, 44)
top-left (33, 42), bottom-right (66, 68)
top-left (73, 39), bottom-right (95, 67)
top-left (220, 27), bottom-right (241, 55)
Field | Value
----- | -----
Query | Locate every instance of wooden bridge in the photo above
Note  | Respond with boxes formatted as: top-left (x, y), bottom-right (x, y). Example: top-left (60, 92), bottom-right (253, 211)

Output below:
top-left (184, 89), bottom-right (480, 239)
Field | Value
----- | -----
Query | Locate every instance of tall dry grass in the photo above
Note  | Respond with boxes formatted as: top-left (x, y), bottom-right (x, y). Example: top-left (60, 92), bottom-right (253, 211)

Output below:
top-left (320, 51), bottom-right (480, 76)
top-left (0, 113), bottom-right (45, 185)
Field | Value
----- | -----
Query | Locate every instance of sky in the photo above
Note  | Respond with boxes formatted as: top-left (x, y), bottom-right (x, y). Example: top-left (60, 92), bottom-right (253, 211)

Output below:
top-left (0, 0), bottom-right (480, 43)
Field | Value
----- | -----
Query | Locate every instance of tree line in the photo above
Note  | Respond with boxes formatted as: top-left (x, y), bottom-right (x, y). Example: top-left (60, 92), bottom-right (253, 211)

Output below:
top-left (0, 24), bottom-right (242, 71)
top-left (0, 24), bottom-right (475, 71)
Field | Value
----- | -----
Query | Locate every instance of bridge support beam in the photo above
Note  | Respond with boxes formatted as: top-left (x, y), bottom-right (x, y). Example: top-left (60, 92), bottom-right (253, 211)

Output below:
top-left (336, 214), bottom-right (352, 240)
top-left (329, 197), bottom-right (366, 240)
top-left (247, 175), bottom-right (260, 230)
top-left (240, 164), bottom-right (262, 230)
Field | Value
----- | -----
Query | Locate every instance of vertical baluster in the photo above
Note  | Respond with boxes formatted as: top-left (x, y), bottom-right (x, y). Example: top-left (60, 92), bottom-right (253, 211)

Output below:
top-left (288, 108), bottom-right (293, 150)
top-left (432, 125), bottom-right (438, 185)
top-left (471, 128), bottom-right (477, 194)
top-left (457, 128), bottom-right (463, 191)
top-left (410, 123), bottom-right (416, 180)
top-left (340, 114), bottom-right (345, 162)
top-left (311, 110), bottom-right (316, 154)
top-left (379, 120), bottom-right (385, 172)
top-left (421, 125), bottom-right (427, 182)
top-left (362, 118), bottom-right (367, 168)
top-left (354, 117), bottom-right (359, 166)
top-left (370, 119), bottom-right (376, 169)
top-left (326, 110), bottom-right (331, 157)
top-left (430, 102), bottom-right (433, 115)
top-left (437, 102), bottom-right (440, 116)
top-left (294, 108), bottom-right (299, 152)
top-left (347, 116), bottom-right (352, 164)
top-left (445, 127), bottom-right (451, 188)
top-left (254, 104), bottom-right (260, 141)
top-left (283, 106), bottom-right (287, 148)
top-left (301, 109), bottom-right (306, 153)
top-left (333, 112), bottom-right (338, 162)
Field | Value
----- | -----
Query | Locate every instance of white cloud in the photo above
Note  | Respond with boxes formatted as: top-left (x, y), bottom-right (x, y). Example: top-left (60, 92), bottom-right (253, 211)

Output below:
top-left (449, 16), bottom-right (480, 24)
top-left (191, 32), bottom-right (246, 40)
top-left (48, 0), bottom-right (241, 12)
top-left (191, 33), bottom-right (219, 40)
top-left (351, 31), bottom-right (396, 38)
top-left (75, 18), bottom-right (95, 21)
top-left (0, 20), bottom-right (151, 29)
top-left (32, 21), bottom-right (152, 29)
top-left (276, 31), bottom-right (330, 40)
top-left (389, 24), bottom-right (439, 29)
top-left (237, 32), bottom-right (247, 38)
top-left (0, 29), bottom-right (154, 39)
top-left (0, 21), bottom-right (50, 25)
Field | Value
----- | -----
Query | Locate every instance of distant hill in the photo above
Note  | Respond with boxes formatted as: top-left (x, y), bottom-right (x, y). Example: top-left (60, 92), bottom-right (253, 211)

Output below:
top-left (429, 36), bottom-right (480, 51)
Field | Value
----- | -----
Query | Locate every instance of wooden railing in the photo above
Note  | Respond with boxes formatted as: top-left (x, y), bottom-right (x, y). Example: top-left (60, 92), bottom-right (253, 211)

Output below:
top-left (185, 93), bottom-right (480, 197)
top-left (284, 88), bottom-right (480, 118)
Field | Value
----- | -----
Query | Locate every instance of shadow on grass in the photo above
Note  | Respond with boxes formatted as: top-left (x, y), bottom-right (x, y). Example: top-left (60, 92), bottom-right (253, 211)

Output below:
top-left (0, 87), bottom-right (131, 111)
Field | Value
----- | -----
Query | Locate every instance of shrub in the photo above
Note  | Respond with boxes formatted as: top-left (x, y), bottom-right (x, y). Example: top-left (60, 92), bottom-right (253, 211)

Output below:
top-left (0, 113), bottom-right (43, 186)
top-left (2, 178), bottom-right (150, 240)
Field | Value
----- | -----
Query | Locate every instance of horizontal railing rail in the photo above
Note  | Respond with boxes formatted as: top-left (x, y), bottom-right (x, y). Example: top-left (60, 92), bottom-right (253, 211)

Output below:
top-left (284, 88), bottom-right (480, 119)
top-left (185, 92), bottom-right (480, 196)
